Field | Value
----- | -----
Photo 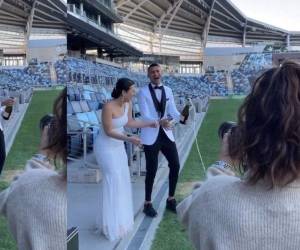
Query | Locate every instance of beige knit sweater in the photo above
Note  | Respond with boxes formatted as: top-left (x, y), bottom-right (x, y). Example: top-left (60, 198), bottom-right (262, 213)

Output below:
top-left (177, 166), bottom-right (300, 250)
top-left (0, 160), bottom-right (66, 250)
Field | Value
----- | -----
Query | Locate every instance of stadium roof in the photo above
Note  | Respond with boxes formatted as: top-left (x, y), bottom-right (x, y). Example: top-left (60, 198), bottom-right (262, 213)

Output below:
top-left (80, 0), bottom-right (122, 23)
top-left (67, 12), bottom-right (143, 57)
top-left (114, 0), bottom-right (300, 46)
top-left (67, 0), bottom-right (143, 58)
top-left (0, 0), bottom-right (66, 31)
top-left (0, 0), bottom-right (142, 58)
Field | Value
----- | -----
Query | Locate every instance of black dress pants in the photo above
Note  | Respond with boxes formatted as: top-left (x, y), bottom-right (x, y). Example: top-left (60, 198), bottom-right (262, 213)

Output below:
top-left (144, 127), bottom-right (180, 202)
top-left (0, 130), bottom-right (6, 175)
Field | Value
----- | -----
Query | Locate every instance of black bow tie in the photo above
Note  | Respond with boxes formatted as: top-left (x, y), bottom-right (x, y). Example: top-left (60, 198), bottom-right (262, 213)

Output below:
top-left (154, 86), bottom-right (163, 90)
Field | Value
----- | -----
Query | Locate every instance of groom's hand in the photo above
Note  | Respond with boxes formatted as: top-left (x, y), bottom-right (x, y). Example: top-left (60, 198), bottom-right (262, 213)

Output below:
top-left (159, 118), bottom-right (172, 130)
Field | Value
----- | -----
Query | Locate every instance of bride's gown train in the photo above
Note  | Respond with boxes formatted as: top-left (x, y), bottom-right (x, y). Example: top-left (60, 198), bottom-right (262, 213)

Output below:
top-left (94, 103), bottom-right (134, 241)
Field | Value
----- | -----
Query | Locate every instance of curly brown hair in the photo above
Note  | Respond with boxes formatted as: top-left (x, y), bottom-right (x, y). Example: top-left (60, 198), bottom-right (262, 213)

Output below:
top-left (229, 60), bottom-right (300, 188)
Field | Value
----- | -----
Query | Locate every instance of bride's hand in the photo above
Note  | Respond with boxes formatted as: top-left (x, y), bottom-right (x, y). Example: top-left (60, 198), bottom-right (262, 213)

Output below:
top-left (128, 136), bottom-right (141, 146)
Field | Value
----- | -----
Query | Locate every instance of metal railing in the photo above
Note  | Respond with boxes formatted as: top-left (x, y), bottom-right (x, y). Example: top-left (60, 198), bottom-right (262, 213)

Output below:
top-left (67, 116), bottom-right (143, 176)
top-left (67, 94), bottom-right (208, 175)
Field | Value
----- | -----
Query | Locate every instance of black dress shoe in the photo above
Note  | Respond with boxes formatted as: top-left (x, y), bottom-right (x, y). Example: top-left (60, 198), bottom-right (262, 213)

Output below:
top-left (143, 203), bottom-right (158, 217)
top-left (166, 198), bottom-right (177, 213)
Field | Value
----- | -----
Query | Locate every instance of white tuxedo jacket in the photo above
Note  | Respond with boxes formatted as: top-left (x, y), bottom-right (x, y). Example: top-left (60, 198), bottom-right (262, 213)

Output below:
top-left (137, 84), bottom-right (180, 145)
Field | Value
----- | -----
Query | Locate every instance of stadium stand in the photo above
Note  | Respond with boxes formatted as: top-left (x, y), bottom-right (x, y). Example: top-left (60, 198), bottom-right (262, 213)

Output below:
top-left (231, 53), bottom-right (273, 95)
top-left (58, 57), bottom-right (230, 97)
top-left (0, 62), bottom-right (53, 87)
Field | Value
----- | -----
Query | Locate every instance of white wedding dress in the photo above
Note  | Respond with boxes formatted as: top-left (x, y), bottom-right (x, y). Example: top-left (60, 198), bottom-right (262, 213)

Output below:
top-left (94, 103), bottom-right (134, 241)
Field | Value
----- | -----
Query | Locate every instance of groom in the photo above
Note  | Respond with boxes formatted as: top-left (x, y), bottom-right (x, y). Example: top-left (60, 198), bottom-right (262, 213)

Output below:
top-left (138, 63), bottom-right (182, 217)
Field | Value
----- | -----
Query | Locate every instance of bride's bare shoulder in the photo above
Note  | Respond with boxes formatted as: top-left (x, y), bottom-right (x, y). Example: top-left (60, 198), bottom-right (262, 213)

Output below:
top-left (103, 100), bottom-right (114, 110)
top-left (102, 101), bottom-right (114, 112)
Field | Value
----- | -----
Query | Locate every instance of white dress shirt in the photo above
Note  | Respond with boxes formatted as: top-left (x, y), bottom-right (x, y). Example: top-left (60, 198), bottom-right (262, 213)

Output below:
top-left (151, 83), bottom-right (163, 102)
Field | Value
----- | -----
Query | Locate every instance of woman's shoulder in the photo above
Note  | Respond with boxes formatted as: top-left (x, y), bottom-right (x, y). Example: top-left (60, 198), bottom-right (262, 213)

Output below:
top-left (9, 168), bottom-right (65, 193)
top-left (177, 175), bottom-right (241, 227)
top-left (206, 173), bottom-right (240, 187)
top-left (102, 101), bottom-right (116, 116)
top-left (102, 100), bottom-right (113, 109)
top-left (193, 174), bottom-right (241, 200)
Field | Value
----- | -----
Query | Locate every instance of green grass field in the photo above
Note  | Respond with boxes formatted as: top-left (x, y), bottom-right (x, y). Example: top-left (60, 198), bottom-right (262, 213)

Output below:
top-left (151, 99), bottom-right (243, 250)
top-left (0, 89), bottom-right (61, 249)
top-left (4, 90), bottom-right (61, 171)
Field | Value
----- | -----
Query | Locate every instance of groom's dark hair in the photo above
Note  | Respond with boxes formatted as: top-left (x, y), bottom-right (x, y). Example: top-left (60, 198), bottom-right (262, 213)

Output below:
top-left (148, 63), bottom-right (160, 71)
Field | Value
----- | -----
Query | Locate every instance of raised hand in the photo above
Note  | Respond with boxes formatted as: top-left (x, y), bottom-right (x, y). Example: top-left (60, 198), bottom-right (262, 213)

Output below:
top-left (159, 118), bottom-right (172, 130)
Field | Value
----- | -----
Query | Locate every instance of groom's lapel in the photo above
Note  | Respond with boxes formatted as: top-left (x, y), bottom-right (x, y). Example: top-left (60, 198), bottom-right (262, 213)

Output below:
top-left (148, 84), bottom-right (161, 117)
top-left (160, 87), bottom-right (167, 118)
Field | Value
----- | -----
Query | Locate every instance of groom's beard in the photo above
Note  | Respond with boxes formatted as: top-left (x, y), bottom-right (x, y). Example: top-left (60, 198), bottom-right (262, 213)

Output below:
top-left (151, 78), bottom-right (161, 84)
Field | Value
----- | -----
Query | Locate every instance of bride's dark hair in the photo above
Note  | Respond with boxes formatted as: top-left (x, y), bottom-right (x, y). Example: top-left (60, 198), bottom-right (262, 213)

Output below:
top-left (111, 78), bottom-right (135, 99)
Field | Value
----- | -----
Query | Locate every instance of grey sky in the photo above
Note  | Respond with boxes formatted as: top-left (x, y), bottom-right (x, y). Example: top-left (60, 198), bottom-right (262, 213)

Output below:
top-left (230, 0), bottom-right (300, 31)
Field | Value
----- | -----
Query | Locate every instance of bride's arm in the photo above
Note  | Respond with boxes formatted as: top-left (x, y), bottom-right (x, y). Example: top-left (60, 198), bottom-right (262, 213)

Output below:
top-left (102, 103), bottom-right (138, 143)
top-left (125, 102), bottom-right (157, 129)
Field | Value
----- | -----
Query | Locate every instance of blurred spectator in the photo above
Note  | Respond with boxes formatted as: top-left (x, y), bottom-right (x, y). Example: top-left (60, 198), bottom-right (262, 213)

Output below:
top-left (177, 61), bottom-right (300, 250)
top-left (0, 88), bottom-right (67, 250)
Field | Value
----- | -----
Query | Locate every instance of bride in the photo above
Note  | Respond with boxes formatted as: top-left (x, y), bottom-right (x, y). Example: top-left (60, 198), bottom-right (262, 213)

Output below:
top-left (94, 78), bottom-right (157, 241)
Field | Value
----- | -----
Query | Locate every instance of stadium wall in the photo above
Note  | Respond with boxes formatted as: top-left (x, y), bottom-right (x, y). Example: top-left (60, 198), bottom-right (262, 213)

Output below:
top-left (203, 54), bottom-right (245, 71)
top-left (27, 38), bottom-right (67, 63)
top-left (272, 52), bottom-right (300, 66)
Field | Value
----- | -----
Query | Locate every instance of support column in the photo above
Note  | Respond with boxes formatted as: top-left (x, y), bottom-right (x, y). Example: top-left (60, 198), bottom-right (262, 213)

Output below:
top-left (201, 0), bottom-right (216, 48)
top-left (80, 44), bottom-right (86, 56)
top-left (150, 32), bottom-right (154, 54)
top-left (286, 34), bottom-right (290, 50)
top-left (97, 15), bottom-right (101, 26)
top-left (97, 48), bottom-right (103, 58)
top-left (80, 3), bottom-right (84, 16)
top-left (242, 20), bottom-right (248, 47)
